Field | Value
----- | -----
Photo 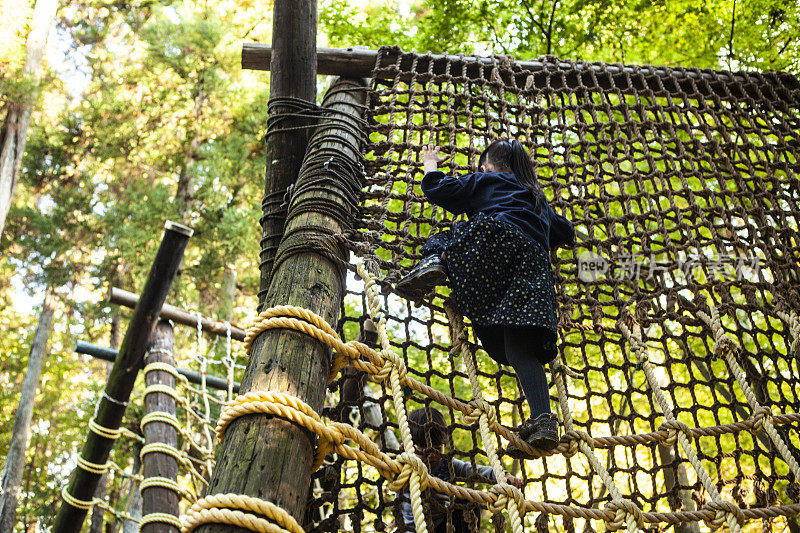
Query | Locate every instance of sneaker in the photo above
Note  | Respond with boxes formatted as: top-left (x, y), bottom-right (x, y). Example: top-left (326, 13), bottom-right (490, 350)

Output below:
top-left (505, 413), bottom-right (560, 459)
top-left (395, 255), bottom-right (447, 299)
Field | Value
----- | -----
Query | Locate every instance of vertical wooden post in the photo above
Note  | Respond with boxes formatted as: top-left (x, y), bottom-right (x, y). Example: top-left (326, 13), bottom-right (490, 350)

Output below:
top-left (199, 76), bottom-right (367, 531)
top-left (257, 0), bottom-right (317, 309)
top-left (53, 221), bottom-right (192, 533)
top-left (141, 320), bottom-right (180, 532)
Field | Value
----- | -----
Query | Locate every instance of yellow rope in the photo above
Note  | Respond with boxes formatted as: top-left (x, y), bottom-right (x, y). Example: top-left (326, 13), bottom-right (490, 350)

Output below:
top-left (444, 303), bottom-right (525, 533)
top-left (76, 456), bottom-right (109, 475)
top-left (618, 316), bottom-right (745, 532)
top-left (140, 512), bottom-right (182, 528)
top-left (61, 487), bottom-right (97, 510)
top-left (697, 305), bottom-right (800, 482)
top-left (775, 306), bottom-right (800, 354)
top-left (144, 361), bottom-right (181, 380)
top-left (551, 355), bottom-right (644, 532)
top-left (144, 383), bottom-right (182, 398)
top-left (140, 443), bottom-right (208, 487)
top-left (358, 262), bottom-right (429, 533)
top-left (88, 418), bottom-right (121, 440)
top-left (141, 476), bottom-right (187, 497)
top-left (182, 494), bottom-right (304, 533)
top-left (61, 487), bottom-right (145, 524)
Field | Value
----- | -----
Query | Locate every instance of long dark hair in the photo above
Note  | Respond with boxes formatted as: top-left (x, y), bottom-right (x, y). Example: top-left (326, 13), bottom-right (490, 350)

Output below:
top-left (409, 407), bottom-right (446, 449)
top-left (478, 139), bottom-right (545, 202)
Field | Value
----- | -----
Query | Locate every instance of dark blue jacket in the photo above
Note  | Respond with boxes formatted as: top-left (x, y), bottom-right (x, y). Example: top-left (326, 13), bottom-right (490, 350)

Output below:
top-left (421, 170), bottom-right (574, 250)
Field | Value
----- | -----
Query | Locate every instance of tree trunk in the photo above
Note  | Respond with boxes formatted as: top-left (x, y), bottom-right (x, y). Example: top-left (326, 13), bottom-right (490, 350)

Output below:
top-left (141, 320), bottom-right (179, 532)
top-left (20, 431), bottom-right (43, 529)
top-left (198, 75), bottom-right (365, 532)
top-left (0, 0), bottom-right (58, 235)
top-left (0, 287), bottom-right (57, 532)
top-left (219, 263), bottom-right (237, 321)
top-left (256, 0), bottom-right (317, 309)
top-left (175, 86), bottom-right (207, 220)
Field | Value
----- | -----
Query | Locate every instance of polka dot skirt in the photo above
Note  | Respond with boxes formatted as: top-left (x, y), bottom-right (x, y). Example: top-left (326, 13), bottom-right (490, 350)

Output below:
top-left (421, 213), bottom-right (559, 348)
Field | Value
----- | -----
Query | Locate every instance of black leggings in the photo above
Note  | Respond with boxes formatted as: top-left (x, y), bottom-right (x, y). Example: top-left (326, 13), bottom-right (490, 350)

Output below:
top-left (472, 325), bottom-right (552, 418)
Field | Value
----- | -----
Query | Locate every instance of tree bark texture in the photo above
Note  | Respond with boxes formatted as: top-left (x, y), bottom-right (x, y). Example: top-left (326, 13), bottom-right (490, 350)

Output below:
top-left (257, 0), bottom-right (317, 309)
top-left (0, 0), bottom-right (58, 235)
top-left (141, 320), bottom-right (180, 533)
top-left (53, 221), bottom-right (192, 533)
top-left (198, 76), bottom-right (366, 532)
top-left (0, 287), bottom-right (57, 533)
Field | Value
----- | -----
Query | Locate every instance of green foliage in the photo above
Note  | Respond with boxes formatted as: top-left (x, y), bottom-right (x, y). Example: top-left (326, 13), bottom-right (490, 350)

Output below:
top-left (321, 0), bottom-right (800, 72)
top-left (0, 0), bottom-right (797, 530)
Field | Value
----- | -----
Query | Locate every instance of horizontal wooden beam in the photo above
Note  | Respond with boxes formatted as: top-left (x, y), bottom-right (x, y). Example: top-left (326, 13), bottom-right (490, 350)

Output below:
top-left (75, 341), bottom-right (240, 393)
top-left (242, 43), bottom-right (798, 101)
top-left (109, 287), bottom-right (246, 342)
top-left (243, 44), bottom-right (373, 77)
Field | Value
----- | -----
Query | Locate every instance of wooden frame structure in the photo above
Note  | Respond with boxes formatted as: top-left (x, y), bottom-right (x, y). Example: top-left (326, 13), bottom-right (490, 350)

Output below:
top-left (242, 43), bottom-right (799, 100)
top-left (54, 221), bottom-right (192, 532)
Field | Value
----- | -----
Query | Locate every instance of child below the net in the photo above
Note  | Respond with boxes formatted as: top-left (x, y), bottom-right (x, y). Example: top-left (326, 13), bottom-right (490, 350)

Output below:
top-left (396, 140), bottom-right (575, 456)
top-left (400, 407), bottom-right (522, 532)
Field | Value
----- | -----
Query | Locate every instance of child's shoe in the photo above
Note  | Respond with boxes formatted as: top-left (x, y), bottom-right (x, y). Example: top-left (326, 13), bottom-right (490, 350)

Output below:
top-left (505, 413), bottom-right (560, 459)
top-left (395, 255), bottom-right (447, 299)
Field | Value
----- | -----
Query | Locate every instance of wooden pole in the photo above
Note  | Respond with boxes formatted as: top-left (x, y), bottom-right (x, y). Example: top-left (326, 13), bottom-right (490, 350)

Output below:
top-left (241, 43), bottom-right (799, 100)
top-left (109, 287), bottom-right (246, 341)
top-left (75, 341), bottom-right (240, 393)
top-left (141, 320), bottom-right (180, 533)
top-left (256, 0), bottom-right (317, 310)
top-left (198, 76), bottom-right (367, 532)
top-left (53, 221), bottom-right (192, 533)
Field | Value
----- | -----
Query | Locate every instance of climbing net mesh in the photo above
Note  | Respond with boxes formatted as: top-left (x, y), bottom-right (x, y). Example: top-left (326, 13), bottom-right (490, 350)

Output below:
top-left (75, 49), bottom-right (800, 532)
top-left (301, 48), bottom-right (800, 532)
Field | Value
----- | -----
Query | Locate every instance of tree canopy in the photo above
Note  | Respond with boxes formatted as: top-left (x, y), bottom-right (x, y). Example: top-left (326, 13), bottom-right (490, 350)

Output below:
top-left (0, 0), bottom-right (797, 529)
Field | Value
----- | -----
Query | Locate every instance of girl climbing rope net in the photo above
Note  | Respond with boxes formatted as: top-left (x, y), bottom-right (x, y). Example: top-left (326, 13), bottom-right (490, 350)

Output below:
top-left (396, 139), bottom-right (575, 457)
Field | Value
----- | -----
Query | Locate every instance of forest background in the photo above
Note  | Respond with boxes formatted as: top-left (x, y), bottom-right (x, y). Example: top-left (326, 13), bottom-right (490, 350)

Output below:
top-left (0, 0), bottom-right (798, 530)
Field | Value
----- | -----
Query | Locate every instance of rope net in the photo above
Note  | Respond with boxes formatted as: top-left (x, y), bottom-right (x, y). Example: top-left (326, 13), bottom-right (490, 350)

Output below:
top-left (72, 48), bottom-right (800, 532)
top-left (301, 48), bottom-right (800, 531)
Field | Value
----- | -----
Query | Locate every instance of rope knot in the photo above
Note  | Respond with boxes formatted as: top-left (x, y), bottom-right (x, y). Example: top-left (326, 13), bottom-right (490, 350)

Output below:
top-left (524, 74), bottom-right (535, 91)
top-left (388, 452), bottom-right (429, 491)
top-left (374, 349), bottom-right (405, 383)
top-left (464, 400), bottom-right (496, 427)
top-left (448, 328), bottom-right (470, 358)
top-left (751, 406), bottom-right (772, 433)
top-left (713, 335), bottom-right (739, 359)
top-left (616, 317), bottom-right (648, 362)
top-left (701, 500), bottom-right (745, 529)
top-left (657, 419), bottom-right (693, 446)
top-left (488, 482), bottom-right (526, 515)
top-left (563, 430), bottom-right (594, 456)
top-left (603, 499), bottom-right (645, 531)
